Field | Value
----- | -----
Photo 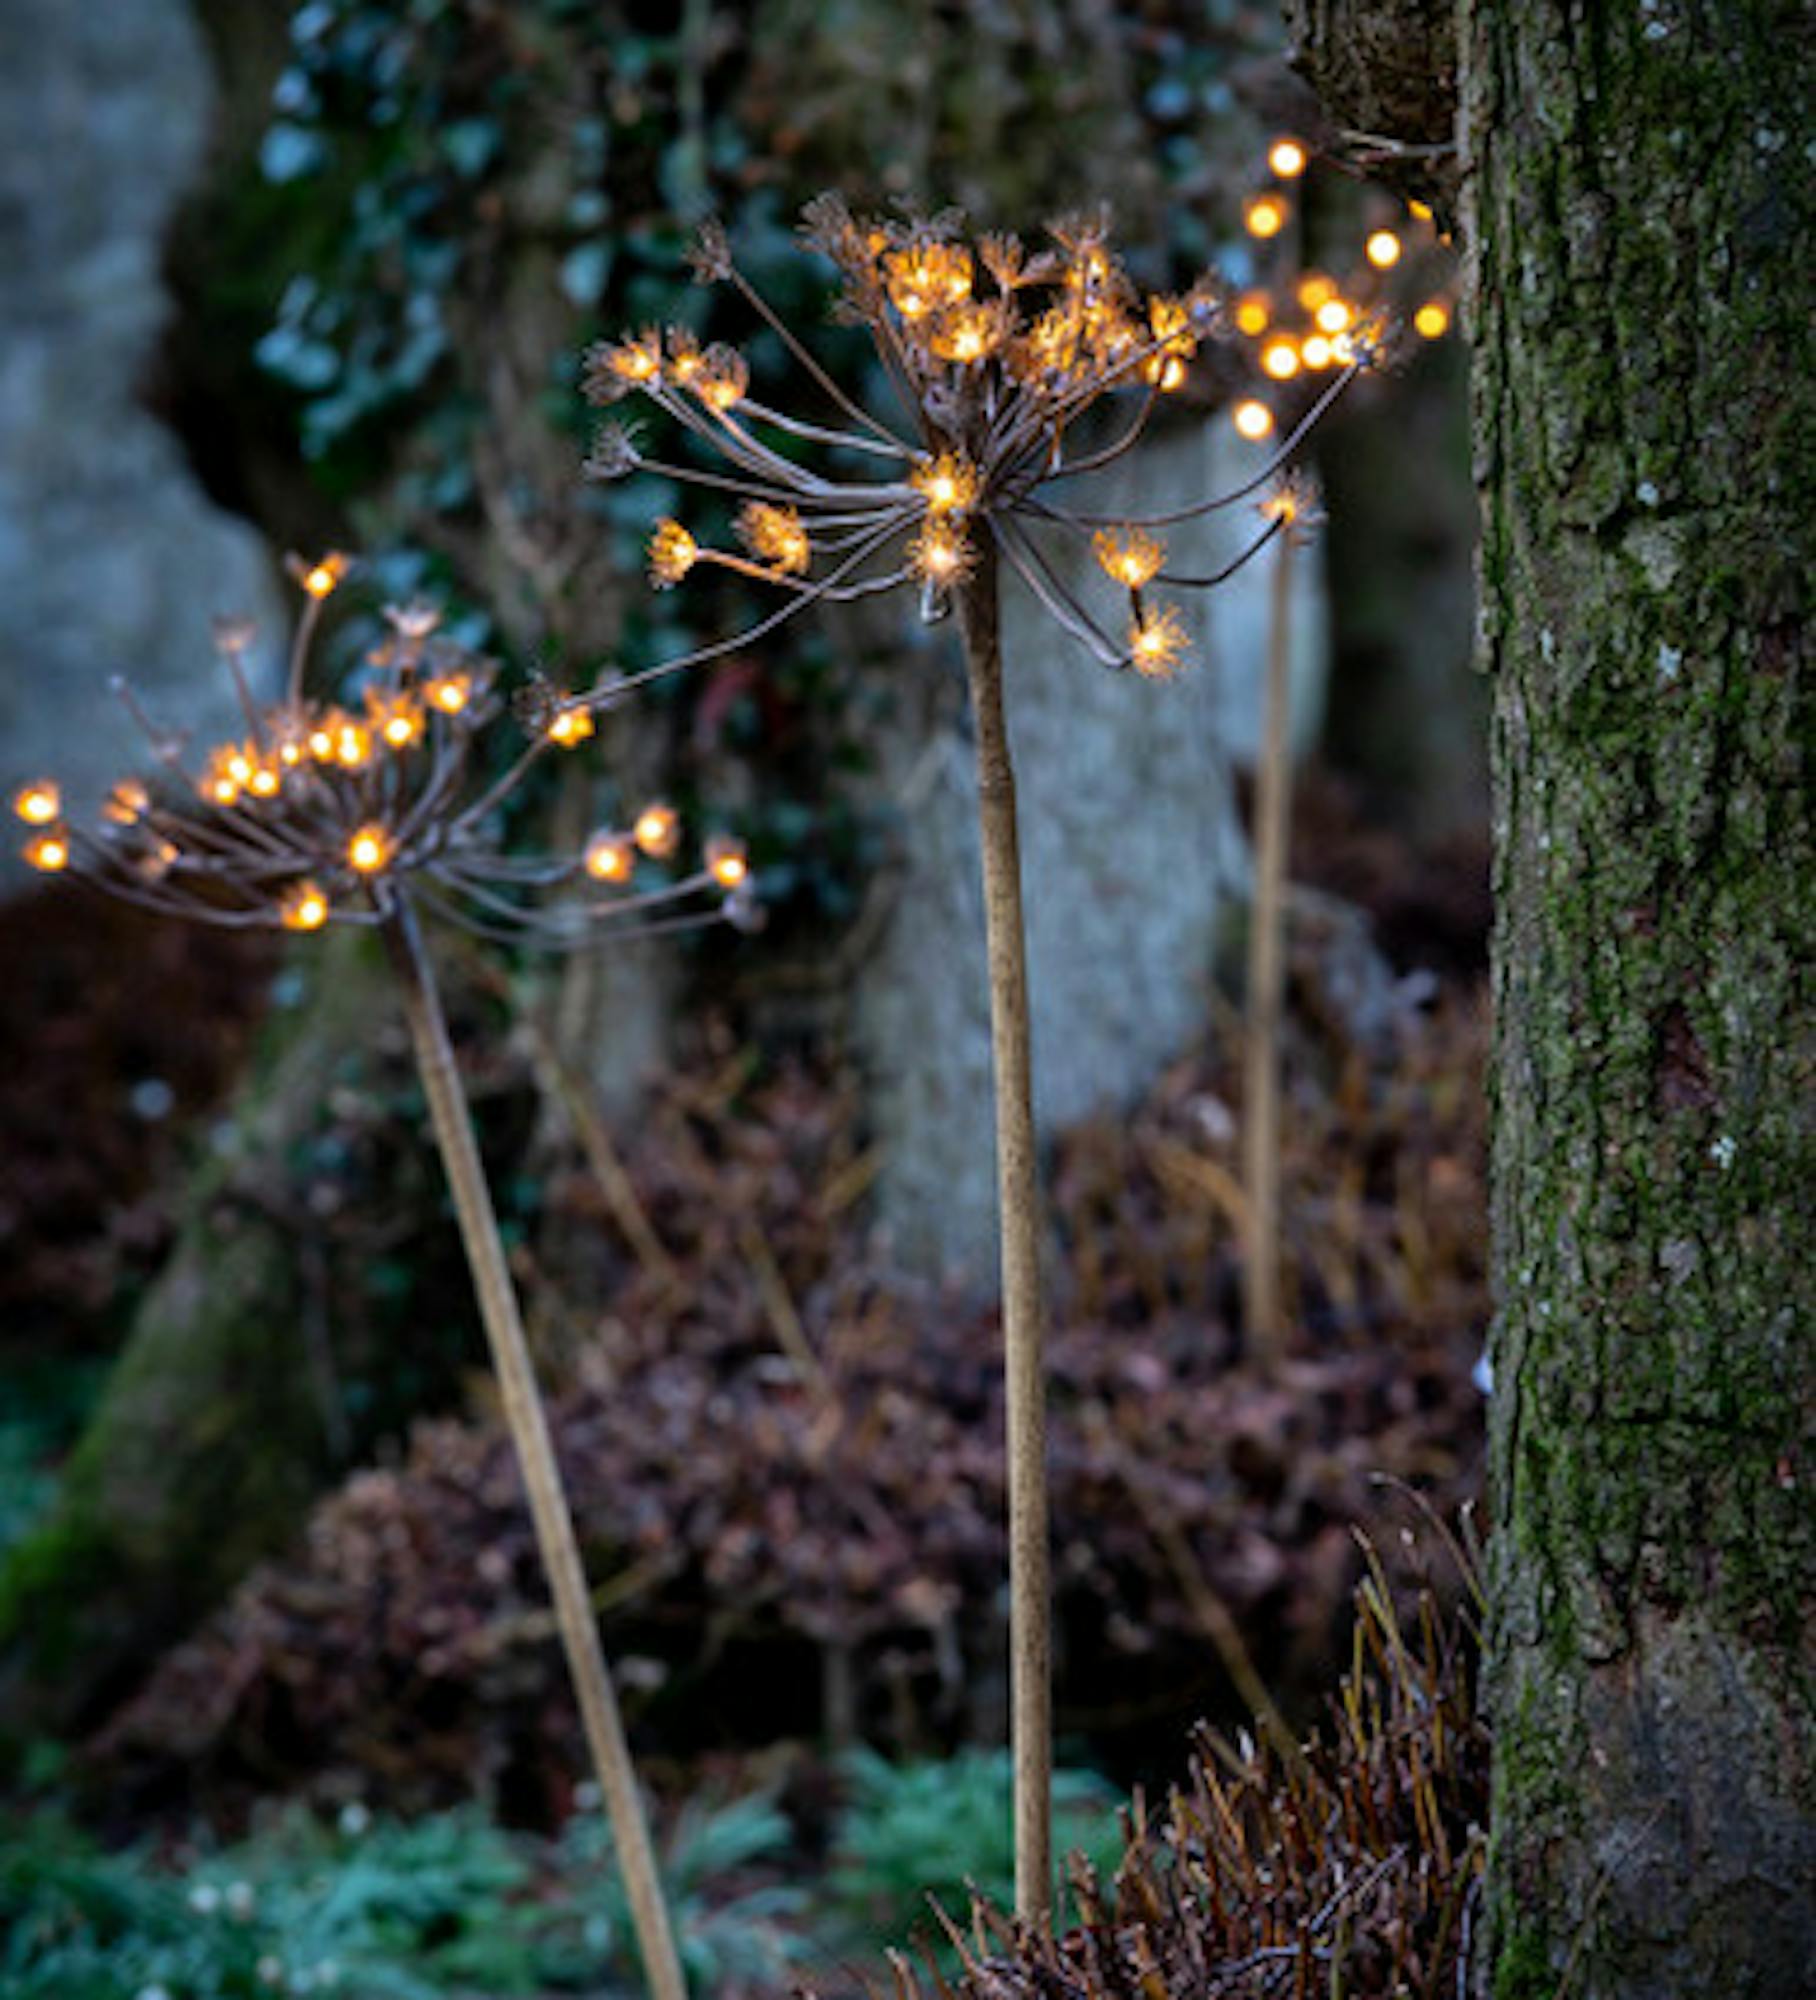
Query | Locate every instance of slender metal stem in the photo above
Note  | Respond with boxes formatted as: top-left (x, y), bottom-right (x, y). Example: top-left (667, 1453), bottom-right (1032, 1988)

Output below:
top-left (1242, 528), bottom-right (1295, 1366)
top-left (378, 896), bottom-right (687, 2000)
top-left (956, 536), bottom-right (1053, 1923)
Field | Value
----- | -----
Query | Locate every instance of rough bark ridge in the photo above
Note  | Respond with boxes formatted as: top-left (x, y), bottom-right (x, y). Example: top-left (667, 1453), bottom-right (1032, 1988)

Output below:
top-left (1461, 3), bottom-right (1813, 1991)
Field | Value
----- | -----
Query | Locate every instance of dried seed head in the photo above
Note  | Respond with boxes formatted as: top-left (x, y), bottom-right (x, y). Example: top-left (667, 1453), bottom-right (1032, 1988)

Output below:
top-left (686, 217), bottom-right (733, 284)
top-left (1128, 605), bottom-right (1191, 679)
top-left (583, 422), bottom-right (644, 482)
top-left (648, 518), bottom-right (699, 588)
top-left (736, 503), bottom-right (811, 576)
top-left (1094, 528), bottom-right (1166, 589)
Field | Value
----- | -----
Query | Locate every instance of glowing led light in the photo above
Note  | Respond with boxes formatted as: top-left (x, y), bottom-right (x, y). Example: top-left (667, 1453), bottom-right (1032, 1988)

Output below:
top-left (1232, 398), bottom-right (1275, 440)
top-left (693, 346), bottom-right (749, 412)
top-left (334, 722), bottom-right (372, 768)
top-left (1366, 230), bottom-right (1403, 269)
top-left (737, 502), bottom-right (811, 576)
top-left (648, 518), bottom-right (698, 587)
top-left (1266, 137), bottom-right (1307, 178)
top-left (632, 802), bottom-right (680, 859)
top-left (1300, 334), bottom-right (1335, 370)
top-left (1092, 528), bottom-right (1166, 589)
top-left (1297, 274), bottom-right (1336, 311)
top-left (706, 836), bottom-right (749, 889)
top-left (104, 779), bottom-right (149, 825)
top-left (1414, 302), bottom-right (1452, 339)
top-left (1408, 198), bottom-right (1434, 221)
top-left (1261, 339), bottom-right (1302, 381)
top-left (1127, 606), bottom-right (1191, 680)
top-left (13, 782), bottom-right (59, 826)
top-left (346, 824), bottom-right (391, 874)
top-left (908, 521), bottom-right (973, 586)
top-left (1314, 298), bottom-right (1353, 334)
top-left (23, 829), bottom-right (69, 872)
top-left (247, 765), bottom-right (282, 799)
top-left (281, 881), bottom-right (329, 931)
top-left (1234, 292), bottom-right (1270, 337)
top-left (425, 674), bottom-right (473, 714)
top-left (912, 452), bottom-right (980, 515)
top-left (583, 831), bottom-right (635, 883)
top-left (297, 552), bottom-right (349, 601)
top-left (1244, 195), bottom-right (1287, 239)
top-left (546, 706), bottom-right (595, 749)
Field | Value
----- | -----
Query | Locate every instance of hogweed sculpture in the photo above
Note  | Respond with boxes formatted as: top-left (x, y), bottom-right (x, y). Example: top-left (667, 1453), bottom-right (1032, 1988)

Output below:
top-left (581, 199), bottom-right (1372, 1918)
top-left (15, 558), bottom-right (753, 2000)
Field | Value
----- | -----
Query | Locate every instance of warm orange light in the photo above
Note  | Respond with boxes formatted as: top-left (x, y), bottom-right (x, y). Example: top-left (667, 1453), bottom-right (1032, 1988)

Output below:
top-left (632, 802), bottom-right (680, 859)
top-left (1300, 334), bottom-right (1336, 370)
top-left (104, 779), bottom-right (149, 825)
top-left (1414, 301), bottom-right (1451, 339)
top-left (1234, 292), bottom-right (1270, 337)
top-left (648, 518), bottom-right (698, 587)
top-left (23, 829), bottom-right (69, 872)
top-left (1407, 198), bottom-right (1434, 221)
top-left (1127, 606), bottom-right (1191, 680)
top-left (693, 345), bottom-right (749, 412)
top-left (424, 673), bottom-right (473, 714)
top-left (1266, 138), bottom-right (1308, 179)
top-left (1366, 230), bottom-right (1403, 269)
top-left (1244, 195), bottom-right (1287, 240)
top-left (1314, 298), bottom-right (1353, 334)
top-left (1297, 274), bottom-right (1337, 311)
top-left (583, 831), bottom-right (635, 883)
top-left (1261, 339), bottom-right (1302, 381)
top-left (334, 722), bottom-right (373, 768)
top-left (706, 836), bottom-right (749, 890)
top-left (298, 552), bottom-right (349, 601)
top-left (346, 825), bottom-right (391, 874)
top-left (912, 452), bottom-right (980, 516)
top-left (546, 706), bottom-right (595, 749)
top-left (280, 881), bottom-right (330, 931)
top-left (13, 781), bottom-right (59, 826)
top-left (737, 503), bottom-right (811, 576)
top-left (248, 765), bottom-right (282, 799)
top-left (1232, 398), bottom-right (1275, 440)
top-left (1093, 528), bottom-right (1166, 590)
top-left (908, 521), bottom-right (974, 587)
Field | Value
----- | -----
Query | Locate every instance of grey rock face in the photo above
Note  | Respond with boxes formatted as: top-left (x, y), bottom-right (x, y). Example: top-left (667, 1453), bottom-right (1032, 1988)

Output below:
top-left (0, 0), bottom-right (278, 865)
top-left (854, 417), bottom-right (1327, 1284)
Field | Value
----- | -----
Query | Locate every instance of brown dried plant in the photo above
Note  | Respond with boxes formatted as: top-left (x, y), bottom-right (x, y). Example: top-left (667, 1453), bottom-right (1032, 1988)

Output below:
top-left (869, 1528), bottom-right (1487, 2000)
top-left (11, 558), bottom-right (759, 2000)
top-left (582, 200), bottom-right (1376, 1921)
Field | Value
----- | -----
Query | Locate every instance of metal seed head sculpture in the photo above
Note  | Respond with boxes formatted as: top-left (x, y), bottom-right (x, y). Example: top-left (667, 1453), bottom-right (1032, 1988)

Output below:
top-left (15, 556), bottom-right (750, 2000)
top-left (581, 199), bottom-right (1370, 1922)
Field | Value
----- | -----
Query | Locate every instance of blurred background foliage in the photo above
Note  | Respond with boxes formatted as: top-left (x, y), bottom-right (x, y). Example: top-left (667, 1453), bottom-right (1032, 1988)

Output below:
top-left (1, 1), bottom-right (1486, 1992)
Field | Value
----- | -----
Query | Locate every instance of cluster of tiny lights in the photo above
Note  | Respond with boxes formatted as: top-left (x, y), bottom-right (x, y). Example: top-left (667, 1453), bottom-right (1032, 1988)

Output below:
top-left (14, 556), bottom-right (754, 949)
top-left (1219, 134), bottom-right (1457, 440)
top-left (582, 201), bottom-right (1363, 688)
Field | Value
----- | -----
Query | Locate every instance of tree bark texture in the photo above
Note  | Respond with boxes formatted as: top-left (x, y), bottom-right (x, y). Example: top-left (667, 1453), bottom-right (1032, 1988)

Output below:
top-left (1462, 4), bottom-right (1813, 1993)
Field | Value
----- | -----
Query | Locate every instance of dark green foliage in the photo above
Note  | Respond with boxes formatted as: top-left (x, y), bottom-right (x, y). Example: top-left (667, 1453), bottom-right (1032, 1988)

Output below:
top-left (827, 1750), bottom-right (1121, 1960)
top-left (0, 1789), bottom-right (805, 1999)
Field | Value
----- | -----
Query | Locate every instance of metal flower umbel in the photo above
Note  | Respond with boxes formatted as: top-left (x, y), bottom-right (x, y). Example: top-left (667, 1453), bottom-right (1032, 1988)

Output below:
top-left (582, 200), bottom-right (1370, 1919)
top-left (15, 556), bottom-right (752, 2000)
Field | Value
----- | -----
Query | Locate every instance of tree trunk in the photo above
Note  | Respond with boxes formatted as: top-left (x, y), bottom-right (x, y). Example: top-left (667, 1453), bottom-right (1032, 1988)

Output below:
top-left (1462, 3), bottom-right (1813, 1991)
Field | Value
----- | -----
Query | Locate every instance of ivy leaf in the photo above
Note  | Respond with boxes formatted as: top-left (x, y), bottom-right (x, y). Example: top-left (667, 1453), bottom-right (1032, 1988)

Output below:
top-left (259, 121), bottom-right (326, 184)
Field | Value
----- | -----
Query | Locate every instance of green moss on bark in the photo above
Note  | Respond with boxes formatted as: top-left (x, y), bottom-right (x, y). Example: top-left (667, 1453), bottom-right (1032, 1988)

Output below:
top-left (0, 936), bottom-right (405, 1747)
top-left (1461, 0), bottom-right (1814, 1991)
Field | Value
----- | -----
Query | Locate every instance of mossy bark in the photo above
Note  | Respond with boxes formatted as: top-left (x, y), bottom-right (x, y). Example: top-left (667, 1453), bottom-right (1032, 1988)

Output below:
top-left (0, 936), bottom-right (399, 1743)
top-left (1461, 3), bottom-right (1813, 1991)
